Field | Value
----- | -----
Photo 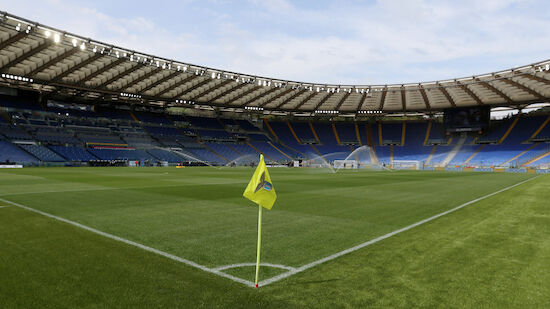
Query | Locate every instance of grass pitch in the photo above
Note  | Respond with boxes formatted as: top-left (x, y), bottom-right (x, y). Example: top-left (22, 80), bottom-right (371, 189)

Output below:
top-left (0, 167), bottom-right (549, 308)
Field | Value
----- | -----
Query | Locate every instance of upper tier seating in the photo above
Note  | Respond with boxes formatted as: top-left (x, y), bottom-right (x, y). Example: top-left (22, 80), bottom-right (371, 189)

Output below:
top-left (0, 124), bottom-right (33, 140)
top-left (186, 116), bottom-right (224, 129)
top-left (235, 119), bottom-right (260, 132)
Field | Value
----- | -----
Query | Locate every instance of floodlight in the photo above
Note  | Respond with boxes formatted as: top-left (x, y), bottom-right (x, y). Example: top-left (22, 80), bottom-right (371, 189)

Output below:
top-left (71, 38), bottom-right (77, 47)
top-left (53, 33), bottom-right (61, 43)
top-left (44, 30), bottom-right (51, 38)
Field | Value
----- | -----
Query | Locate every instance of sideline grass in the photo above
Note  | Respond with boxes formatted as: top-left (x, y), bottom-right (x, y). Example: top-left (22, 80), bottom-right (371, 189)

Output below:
top-left (0, 167), bottom-right (548, 307)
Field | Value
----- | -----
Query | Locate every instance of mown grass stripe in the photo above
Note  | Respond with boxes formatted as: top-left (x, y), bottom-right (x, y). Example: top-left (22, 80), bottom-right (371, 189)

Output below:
top-left (259, 175), bottom-right (540, 287)
top-left (0, 197), bottom-right (255, 287)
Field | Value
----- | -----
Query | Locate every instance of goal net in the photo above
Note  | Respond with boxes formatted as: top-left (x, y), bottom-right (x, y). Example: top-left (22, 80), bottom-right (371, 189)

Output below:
top-left (334, 160), bottom-right (358, 169)
top-left (392, 160), bottom-right (421, 170)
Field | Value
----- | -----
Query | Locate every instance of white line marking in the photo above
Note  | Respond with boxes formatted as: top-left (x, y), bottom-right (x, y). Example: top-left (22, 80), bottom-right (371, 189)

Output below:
top-left (0, 206), bottom-right (10, 208)
top-left (213, 263), bottom-right (296, 272)
top-left (258, 175), bottom-right (541, 287)
top-left (0, 197), bottom-right (255, 287)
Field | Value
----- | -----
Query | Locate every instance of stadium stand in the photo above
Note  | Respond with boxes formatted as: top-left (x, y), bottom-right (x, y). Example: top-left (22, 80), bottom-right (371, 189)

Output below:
top-left (49, 146), bottom-right (97, 162)
top-left (0, 141), bottom-right (38, 163)
top-left (18, 144), bottom-right (65, 162)
top-left (0, 91), bottom-right (549, 169)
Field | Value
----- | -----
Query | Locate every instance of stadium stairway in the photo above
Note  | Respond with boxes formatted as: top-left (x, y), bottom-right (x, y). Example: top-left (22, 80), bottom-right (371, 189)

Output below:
top-left (389, 145), bottom-right (394, 167)
top-left (308, 121), bottom-right (321, 144)
top-left (266, 142), bottom-right (293, 160)
top-left (331, 123), bottom-right (342, 145)
top-left (377, 122), bottom-right (383, 145)
top-left (129, 112), bottom-right (140, 123)
top-left (440, 137), bottom-right (466, 167)
top-left (499, 143), bottom-right (539, 166)
top-left (424, 145), bottom-right (437, 165)
top-left (198, 142), bottom-right (230, 163)
top-left (205, 143), bottom-right (241, 162)
top-left (240, 142), bottom-right (275, 161)
top-left (285, 120), bottom-right (302, 144)
top-left (498, 116), bottom-right (519, 144)
top-left (365, 124), bottom-right (379, 164)
top-left (471, 115), bottom-right (545, 166)
top-left (354, 122), bottom-right (363, 145)
top-left (401, 122), bottom-right (406, 146)
top-left (394, 122), bottom-right (432, 162)
top-left (423, 121), bottom-right (432, 145)
top-left (263, 118), bottom-right (279, 140)
top-left (267, 120), bottom-right (312, 158)
top-left (462, 144), bottom-right (486, 166)
top-left (146, 148), bottom-right (186, 163)
top-left (529, 116), bottom-right (550, 140)
top-left (522, 149), bottom-right (550, 166)
top-left (334, 123), bottom-right (357, 144)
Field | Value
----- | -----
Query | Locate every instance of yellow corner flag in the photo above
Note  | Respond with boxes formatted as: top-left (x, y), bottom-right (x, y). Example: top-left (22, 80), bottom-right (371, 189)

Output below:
top-left (243, 154), bottom-right (277, 210)
top-left (243, 154), bottom-right (276, 288)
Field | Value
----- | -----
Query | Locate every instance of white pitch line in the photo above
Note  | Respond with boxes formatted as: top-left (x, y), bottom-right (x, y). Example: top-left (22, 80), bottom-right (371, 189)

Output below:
top-left (0, 206), bottom-right (10, 209)
top-left (0, 197), bottom-right (255, 288)
top-left (213, 263), bottom-right (296, 272)
top-left (258, 175), bottom-right (541, 287)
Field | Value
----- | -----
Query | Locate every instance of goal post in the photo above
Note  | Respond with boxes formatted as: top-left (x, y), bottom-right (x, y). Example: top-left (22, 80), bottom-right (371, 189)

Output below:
top-left (334, 160), bottom-right (358, 169)
top-left (392, 160), bottom-right (421, 170)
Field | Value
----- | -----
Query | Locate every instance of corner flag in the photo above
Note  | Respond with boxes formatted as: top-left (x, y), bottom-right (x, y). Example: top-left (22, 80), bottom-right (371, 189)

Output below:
top-left (243, 154), bottom-right (277, 210)
top-left (243, 154), bottom-right (276, 288)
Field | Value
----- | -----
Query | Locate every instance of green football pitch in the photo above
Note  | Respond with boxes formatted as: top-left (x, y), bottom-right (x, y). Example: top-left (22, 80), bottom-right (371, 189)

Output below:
top-left (0, 167), bottom-right (549, 308)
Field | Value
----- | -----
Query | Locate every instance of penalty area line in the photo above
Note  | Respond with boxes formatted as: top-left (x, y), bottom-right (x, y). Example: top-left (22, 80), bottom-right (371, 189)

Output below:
top-left (0, 197), bottom-right (255, 288)
top-left (259, 175), bottom-right (541, 287)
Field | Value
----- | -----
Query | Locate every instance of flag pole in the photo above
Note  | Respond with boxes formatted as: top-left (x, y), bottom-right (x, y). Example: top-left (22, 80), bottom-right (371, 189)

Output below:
top-left (254, 204), bottom-right (262, 288)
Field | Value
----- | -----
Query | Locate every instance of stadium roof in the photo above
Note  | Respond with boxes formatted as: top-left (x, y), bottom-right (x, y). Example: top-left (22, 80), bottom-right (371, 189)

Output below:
top-left (1, 11), bottom-right (550, 116)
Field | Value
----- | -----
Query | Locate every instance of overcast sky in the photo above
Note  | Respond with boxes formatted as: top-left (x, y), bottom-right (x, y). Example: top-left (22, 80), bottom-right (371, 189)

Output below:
top-left (3, 0), bottom-right (550, 85)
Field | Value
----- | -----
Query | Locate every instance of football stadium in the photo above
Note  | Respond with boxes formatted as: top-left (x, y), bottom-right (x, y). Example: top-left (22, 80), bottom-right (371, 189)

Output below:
top-left (1, 4), bottom-right (550, 308)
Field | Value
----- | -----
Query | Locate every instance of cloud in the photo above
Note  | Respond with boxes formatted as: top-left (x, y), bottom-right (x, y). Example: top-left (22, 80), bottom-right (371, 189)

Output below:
top-left (2, 0), bottom-right (549, 84)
